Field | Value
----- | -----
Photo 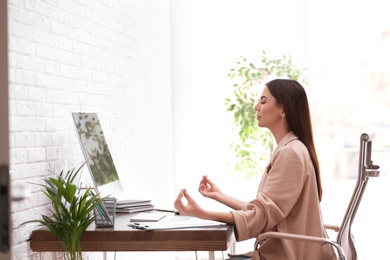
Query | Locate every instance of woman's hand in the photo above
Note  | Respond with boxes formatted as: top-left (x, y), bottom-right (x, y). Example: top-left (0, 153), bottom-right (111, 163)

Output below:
top-left (198, 175), bottom-right (222, 200)
top-left (199, 175), bottom-right (246, 210)
top-left (174, 189), bottom-right (204, 218)
top-left (174, 188), bottom-right (235, 224)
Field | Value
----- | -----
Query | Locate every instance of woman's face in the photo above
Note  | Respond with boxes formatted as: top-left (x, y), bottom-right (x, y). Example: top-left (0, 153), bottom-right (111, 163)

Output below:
top-left (254, 86), bottom-right (284, 129)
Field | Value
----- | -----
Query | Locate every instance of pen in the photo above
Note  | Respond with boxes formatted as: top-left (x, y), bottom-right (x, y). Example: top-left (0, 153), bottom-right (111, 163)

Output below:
top-left (154, 208), bottom-right (180, 215)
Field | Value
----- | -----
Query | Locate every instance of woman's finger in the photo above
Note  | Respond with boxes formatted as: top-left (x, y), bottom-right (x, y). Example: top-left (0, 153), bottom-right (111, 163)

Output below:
top-left (204, 175), bottom-right (216, 187)
top-left (174, 189), bottom-right (185, 210)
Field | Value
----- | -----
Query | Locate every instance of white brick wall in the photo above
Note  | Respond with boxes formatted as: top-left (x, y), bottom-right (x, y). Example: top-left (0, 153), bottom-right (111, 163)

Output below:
top-left (8, 0), bottom-right (173, 259)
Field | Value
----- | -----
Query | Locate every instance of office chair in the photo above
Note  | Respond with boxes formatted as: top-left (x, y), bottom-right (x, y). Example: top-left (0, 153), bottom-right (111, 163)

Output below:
top-left (230, 132), bottom-right (380, 260)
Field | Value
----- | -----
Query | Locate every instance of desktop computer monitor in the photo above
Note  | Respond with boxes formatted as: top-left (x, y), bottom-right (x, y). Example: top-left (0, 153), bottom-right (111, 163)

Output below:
top-left (72, 112), bottom-right (123, 198)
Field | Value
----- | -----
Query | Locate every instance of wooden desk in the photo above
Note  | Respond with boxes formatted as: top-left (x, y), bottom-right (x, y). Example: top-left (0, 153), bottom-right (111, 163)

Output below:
top-left (31, 213), bottom-right (235, 254)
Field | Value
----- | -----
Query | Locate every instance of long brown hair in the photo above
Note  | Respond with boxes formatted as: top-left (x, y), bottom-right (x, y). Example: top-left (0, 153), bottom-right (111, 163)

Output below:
top-left (266, 79), bottom-right (323, 201)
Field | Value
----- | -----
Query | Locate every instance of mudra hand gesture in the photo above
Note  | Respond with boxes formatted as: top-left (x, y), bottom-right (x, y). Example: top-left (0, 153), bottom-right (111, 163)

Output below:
top-left (174, 188), bottom-right (204, 217)
top-left (198, 175), bottom-right (222, 200)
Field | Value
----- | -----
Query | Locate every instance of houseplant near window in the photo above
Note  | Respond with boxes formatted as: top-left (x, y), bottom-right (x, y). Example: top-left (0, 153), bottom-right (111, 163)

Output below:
top-left (23, 163), bottom-right (106, 260)
top-left (225, 51), bottom-right (307, 178)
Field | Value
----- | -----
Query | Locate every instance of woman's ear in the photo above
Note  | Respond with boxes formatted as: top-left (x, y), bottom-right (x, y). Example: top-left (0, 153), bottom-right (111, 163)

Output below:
top-left (280, 110), bottom-right (285, 118)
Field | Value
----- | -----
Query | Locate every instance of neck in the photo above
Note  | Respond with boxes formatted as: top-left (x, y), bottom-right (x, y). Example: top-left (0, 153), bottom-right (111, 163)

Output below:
top-left (268, 123), bottom-right (290, 144)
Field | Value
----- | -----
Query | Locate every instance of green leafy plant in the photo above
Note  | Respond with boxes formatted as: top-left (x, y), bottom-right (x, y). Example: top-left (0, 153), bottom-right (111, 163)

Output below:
top-left (225, 51), bottom-right (307, 178)
top-left (22, 163), bottom-right (106, 260)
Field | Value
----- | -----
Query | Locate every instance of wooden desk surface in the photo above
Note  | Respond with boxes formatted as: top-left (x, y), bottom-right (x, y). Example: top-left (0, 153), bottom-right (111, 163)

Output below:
top-left (31, 213), bottom-right (235, 252)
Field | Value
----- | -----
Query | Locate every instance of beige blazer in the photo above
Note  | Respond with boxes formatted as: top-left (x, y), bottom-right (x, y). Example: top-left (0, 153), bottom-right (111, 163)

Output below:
top-left (231, 132), bottom-right (336, 260)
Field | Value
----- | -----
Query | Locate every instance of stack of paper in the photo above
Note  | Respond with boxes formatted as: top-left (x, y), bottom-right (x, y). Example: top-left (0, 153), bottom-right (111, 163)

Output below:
top-left (115, 199), bottom-right (154, 213)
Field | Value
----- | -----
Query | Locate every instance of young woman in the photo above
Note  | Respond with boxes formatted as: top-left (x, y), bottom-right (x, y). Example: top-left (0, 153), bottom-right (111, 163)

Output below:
top-left (174, 79), bottom-right (336, 259)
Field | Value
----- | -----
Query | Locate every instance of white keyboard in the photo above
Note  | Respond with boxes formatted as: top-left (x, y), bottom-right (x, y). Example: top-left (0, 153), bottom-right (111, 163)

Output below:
top-left (130, 211), bottom-right (167, 222)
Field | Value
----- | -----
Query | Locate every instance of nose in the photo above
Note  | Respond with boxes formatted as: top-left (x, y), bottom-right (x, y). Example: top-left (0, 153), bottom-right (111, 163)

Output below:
top-left (254, 101), bottom-right (260, 111)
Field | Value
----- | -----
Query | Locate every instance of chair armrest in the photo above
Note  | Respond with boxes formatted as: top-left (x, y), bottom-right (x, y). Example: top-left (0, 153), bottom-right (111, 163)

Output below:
top-left (324, 224), bottom-right (340, 232)
top-left (256, 231), bottom-right (345, 260)
top-left (257, 231), bottom-right (327, 244)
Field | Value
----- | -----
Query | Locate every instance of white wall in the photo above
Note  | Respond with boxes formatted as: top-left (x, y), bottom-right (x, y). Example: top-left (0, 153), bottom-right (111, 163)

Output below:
top-left (8, 1), bottom-right (173, 258)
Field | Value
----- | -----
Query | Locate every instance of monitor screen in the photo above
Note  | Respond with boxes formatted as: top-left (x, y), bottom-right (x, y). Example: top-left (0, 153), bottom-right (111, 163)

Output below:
top-left (72, 112), bottom-right (123, 198)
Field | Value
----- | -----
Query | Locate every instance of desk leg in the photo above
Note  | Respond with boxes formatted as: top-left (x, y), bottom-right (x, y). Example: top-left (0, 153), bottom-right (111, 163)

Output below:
top-left (103, 251), bottom-right (117, 259)
top-left (208, 251), bottom-right (215, 260)
top-left (230, 241), bottom-right (237, 254)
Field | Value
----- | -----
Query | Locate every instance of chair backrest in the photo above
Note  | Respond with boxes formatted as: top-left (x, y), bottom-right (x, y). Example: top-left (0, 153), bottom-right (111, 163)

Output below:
top-left (336, 132), bottom-right (380, 260)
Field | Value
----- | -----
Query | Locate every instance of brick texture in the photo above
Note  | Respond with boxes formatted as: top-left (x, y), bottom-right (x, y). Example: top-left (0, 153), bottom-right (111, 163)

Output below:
top-left (8, 0), bottom-right (173, 258)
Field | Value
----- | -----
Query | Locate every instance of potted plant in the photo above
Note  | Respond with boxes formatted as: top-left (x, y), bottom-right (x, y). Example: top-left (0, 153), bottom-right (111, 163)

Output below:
top-left (225, 51), bottom-right (308, 178)
top-left (22, 163), bottom-right (106, 260)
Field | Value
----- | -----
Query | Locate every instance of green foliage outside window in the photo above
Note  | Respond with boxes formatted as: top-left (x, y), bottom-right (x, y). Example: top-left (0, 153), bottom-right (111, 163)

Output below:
top-left (225, 51), bottom-right (308, 178)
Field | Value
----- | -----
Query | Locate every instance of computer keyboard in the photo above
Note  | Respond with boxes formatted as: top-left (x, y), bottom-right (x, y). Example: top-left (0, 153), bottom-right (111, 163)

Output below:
top-left (130, 211), bottom-right (167, 222)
